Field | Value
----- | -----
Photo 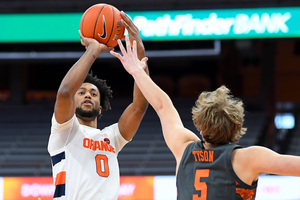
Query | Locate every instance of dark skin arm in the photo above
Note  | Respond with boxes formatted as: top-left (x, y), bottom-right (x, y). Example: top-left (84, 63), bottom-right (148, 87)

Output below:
top-left (117, 11), bottom-right (149, 141)
top-left (54, 31), bottom-right (112, 124)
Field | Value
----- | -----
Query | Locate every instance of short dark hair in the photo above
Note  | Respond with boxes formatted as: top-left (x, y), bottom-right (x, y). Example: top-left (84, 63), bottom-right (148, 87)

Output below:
top-left (84, 71), bottom-right (113, 111)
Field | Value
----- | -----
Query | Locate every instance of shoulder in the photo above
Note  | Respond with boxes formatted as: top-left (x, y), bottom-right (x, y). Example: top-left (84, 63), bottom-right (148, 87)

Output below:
top-left (231, 146), bottom-right (265, 185)
top-left (232, 145), bottom-right (278, 171)
top-left (234, 145), bottom-right (273, 155)
top-left (102, 123), bottom-right (129, 146)
top-left (51, 114), bottom-right (79, 132)
top-left (101, 123), bottom-right (120, 134)
top-left (232, 146), bottom-right (260, 159)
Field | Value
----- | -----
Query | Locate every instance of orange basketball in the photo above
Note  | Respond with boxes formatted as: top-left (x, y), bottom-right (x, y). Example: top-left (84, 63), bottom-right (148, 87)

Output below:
top-left (80, 3), bottom-right (125, 47)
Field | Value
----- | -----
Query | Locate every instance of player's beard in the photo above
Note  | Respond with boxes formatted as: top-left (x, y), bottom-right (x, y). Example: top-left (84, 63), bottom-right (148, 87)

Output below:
top-left (75, 107), bottom-right (99, 121)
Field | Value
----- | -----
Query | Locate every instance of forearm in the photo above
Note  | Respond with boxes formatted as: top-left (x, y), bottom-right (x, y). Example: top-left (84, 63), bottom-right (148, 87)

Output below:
top-left (58, 44), bottom-right (100, 96)
top-left (131, 67), bottom-right (167, 114)
top-left (132, 63), bottom-right (149, 110)
top-left (137, 45), bottom-right (145, 61)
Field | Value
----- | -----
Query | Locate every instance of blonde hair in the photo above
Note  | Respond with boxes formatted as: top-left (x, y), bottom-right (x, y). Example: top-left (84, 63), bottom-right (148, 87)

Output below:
top-left (192, 85), bottom-right (246, 145)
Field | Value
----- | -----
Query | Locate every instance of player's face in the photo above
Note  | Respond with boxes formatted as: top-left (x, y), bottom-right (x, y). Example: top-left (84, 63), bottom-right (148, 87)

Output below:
top-left (75, 83), bottom-right (101, 119)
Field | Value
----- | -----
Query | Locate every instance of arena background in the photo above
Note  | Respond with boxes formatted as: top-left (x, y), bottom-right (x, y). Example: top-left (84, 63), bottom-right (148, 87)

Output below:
top-left (1, 0), bottom-right (300, 199)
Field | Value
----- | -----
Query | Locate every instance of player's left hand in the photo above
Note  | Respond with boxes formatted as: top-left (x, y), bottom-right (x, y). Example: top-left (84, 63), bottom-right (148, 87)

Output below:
top-left (120, 11), bottom-right (145, 58)
top-left (110, 37), bottom-right (148, 75)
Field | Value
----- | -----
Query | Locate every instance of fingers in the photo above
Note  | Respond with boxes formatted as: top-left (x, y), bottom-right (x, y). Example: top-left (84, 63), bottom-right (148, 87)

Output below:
top-left (110, 50), bottom-right (122, 60)
top-left (78, 30), bottom-right (87, 41)
top-left (121, 11), bottom-right (133, 26)
top-left (140, 57), bottom-right (148, 70)
top-left (78, 30), bottom-right (83, 38)
top-left (122, 19), bottom-right (130, 32)
top-left (79, 30), bottom-right (87, 46)
top-left (125, 36), bottom-right (131, 54)
top-left (133, 40), bottom-right (137, 57)
top-left (141, 57), bottom-right (148, 63)
top-left (121, 11), bottom-right (138, 35)
top-left (110, 36), bottom-right (129, 60)
top-left (103, 46), bottom-right (114, 53)
top-left (118, 38), bottom-right (127, 56)
top-left (111, 36), bottom-right (139, 59)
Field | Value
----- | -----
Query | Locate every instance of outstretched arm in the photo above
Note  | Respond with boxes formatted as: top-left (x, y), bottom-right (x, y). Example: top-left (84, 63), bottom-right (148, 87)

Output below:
top-left (54, 30), bottom-right (112, 123)
top-left (233, 145), bottom-right (300, 185)
top-left (116, 11), bottom-right (149, 141)
top-left (111, 37), bottom-right (199, 162)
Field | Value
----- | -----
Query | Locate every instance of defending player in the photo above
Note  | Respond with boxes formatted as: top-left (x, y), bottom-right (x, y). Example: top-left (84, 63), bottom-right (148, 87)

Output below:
top-left (111, 37), bottom-right (300, 200)
top-left (48, 12), bottom-right (149, 199)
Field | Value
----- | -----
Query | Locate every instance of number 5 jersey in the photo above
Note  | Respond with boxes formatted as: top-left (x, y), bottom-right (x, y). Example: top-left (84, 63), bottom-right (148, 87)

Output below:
top-left (48, 114), bottom-right (129, 200)
top-left (176, 141), bottom-right (257, 200)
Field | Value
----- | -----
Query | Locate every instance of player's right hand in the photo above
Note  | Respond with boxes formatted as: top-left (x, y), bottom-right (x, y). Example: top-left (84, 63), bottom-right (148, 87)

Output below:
top-left (78, 30), bottom-right (113, 54)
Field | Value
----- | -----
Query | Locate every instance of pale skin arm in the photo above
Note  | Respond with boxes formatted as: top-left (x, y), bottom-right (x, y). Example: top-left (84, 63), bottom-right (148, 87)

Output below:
top-left (233, 145), bottom-right (300, 185)
top-left (116, 11), bottom-right (149, 141)
top-left (111, 37), bottom-right (200, 168)
top-left (54, 30), bottom-right (112, 124)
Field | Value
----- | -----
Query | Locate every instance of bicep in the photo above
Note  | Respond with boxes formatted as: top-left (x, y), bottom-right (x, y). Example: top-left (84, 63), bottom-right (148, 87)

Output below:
top-left (249, 146), bottom-right (300, 176)
top-left (118, 103), bottom-right (146, 141)
top-left (54, 94), bottom-right (76, 124)
top-left (159, 105), bottom-right (200, 160)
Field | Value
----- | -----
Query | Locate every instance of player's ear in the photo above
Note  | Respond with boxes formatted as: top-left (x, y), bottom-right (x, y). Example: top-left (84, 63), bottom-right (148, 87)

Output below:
top-left (99, 106), bottom-right (102, 115)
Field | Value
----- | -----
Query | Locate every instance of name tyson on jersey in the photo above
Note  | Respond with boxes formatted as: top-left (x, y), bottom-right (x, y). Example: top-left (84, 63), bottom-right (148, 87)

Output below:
top-left (192, 150), bottom-right (214, 162)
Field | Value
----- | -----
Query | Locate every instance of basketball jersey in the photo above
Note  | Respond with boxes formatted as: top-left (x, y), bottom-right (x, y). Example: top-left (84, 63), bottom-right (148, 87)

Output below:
top-left (176, 141), bottom-right (257, 200)
top-left (48, 114), bottom-right (129, 200)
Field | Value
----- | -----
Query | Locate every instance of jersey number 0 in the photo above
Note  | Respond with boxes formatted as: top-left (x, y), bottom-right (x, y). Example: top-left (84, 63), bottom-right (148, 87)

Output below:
top-left (95, 154), bottom-right (109, 177)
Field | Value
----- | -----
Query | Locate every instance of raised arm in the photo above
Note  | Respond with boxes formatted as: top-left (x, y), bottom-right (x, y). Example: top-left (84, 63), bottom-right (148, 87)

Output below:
top-left (116, 11), bottom-right (149, 141)
top-left (233, 146), bottom-right (300, 185)
top-left (54, 30), bottom-right (112, 123)
top-left (111, 37), bottom-right (199, 162)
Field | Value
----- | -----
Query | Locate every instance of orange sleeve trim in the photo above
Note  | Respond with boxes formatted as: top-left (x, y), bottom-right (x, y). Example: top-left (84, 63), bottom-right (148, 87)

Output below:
top-left (236, 188), bottom-right (256, 200)
top-left (55, 171), bottom-right (66, 186)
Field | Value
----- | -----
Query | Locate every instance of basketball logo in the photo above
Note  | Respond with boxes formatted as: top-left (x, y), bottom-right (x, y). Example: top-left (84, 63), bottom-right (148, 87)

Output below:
top-left (80, 3), bottom-right (125, 47)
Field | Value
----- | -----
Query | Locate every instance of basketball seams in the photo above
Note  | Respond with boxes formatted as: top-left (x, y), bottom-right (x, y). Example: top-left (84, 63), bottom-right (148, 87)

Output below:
top-left (80, 3), bottom-right (124, 47)
top-left (105, 6), bottom-right (115, 46)
top-left (94, 5), bottom-right (106, 39)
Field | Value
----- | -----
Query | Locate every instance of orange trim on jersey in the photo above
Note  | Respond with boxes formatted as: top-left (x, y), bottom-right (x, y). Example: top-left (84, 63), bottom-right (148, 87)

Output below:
top-left (236, 188), bottom-right (256, 200)
top-left (55, 171), bottom-right (66, 186)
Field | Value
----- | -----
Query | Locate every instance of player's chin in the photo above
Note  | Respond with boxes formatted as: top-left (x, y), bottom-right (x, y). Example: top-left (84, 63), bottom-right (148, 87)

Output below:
top-left (81, 105), bottom-right (94, 111)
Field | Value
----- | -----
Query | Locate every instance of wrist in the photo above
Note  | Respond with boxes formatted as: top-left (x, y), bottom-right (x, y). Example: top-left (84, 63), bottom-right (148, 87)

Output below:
top-left (132, 66), bottom-right (145, 77)
top-left (87, 42), bottom-right (102, 56)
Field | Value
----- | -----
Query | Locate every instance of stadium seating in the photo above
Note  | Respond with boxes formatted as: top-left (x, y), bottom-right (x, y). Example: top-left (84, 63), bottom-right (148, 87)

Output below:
top-left (0, 98), bottom-right (267, 177)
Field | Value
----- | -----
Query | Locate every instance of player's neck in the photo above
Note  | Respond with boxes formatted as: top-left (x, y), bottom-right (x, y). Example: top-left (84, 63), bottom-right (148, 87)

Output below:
top-left (203, 142), bottom-right (218, 149)
top-left (77, 117), bottom-right (97, 128)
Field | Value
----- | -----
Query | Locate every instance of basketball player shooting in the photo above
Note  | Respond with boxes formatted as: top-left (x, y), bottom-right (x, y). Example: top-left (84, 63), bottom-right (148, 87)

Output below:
top-left (47, 11), bottom-right (149, 199)
top-left (111, 37), bottom-right (300, 200)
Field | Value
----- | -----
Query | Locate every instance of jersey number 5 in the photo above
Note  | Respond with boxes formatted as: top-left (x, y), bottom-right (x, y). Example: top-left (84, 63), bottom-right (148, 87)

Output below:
top-left (193, 169), bottom-right (210, 200)
top-left (95, 154), bottom-right (109, 177)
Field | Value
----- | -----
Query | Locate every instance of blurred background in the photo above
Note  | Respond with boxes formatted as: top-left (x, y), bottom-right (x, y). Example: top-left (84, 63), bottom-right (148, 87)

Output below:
top-left (1, 0), bottom-right (300, 199)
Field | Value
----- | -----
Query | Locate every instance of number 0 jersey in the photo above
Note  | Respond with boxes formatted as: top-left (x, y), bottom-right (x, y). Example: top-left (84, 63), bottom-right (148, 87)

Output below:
top-left (48, 114), bottom-right (129, 200)
top-left (176, 141), bottom-right (257, 200)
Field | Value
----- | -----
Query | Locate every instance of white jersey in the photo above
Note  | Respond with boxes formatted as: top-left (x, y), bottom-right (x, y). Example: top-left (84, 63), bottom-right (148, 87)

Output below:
top-left (48, 114), bottom-right (129, 200)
